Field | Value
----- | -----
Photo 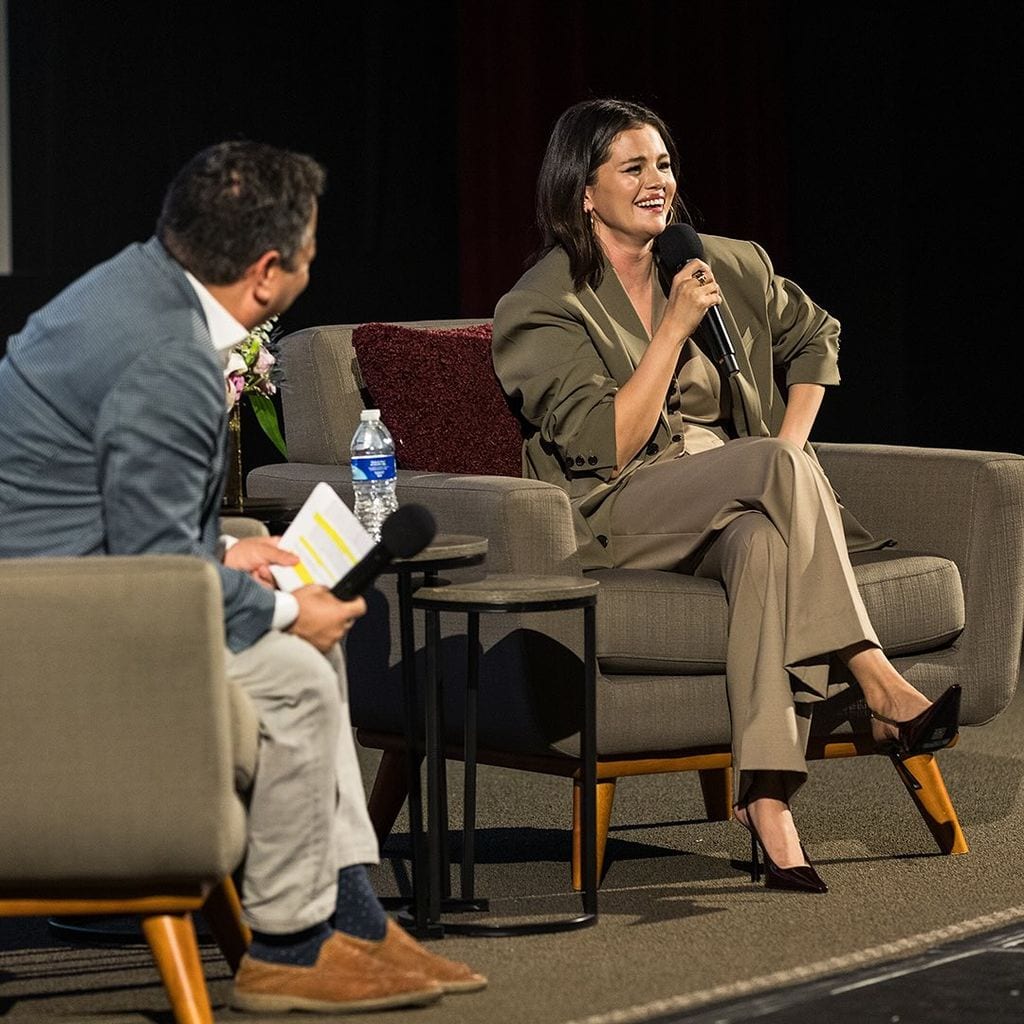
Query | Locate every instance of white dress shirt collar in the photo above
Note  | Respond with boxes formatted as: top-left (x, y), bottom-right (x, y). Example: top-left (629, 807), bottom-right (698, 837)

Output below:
top-left (184, 273), bottom-right (299, 631)
top-left (184, 271), bottom-right (249, 353)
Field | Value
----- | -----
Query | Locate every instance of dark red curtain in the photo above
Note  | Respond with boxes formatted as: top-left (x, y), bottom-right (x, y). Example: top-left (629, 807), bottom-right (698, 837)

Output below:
top-left (456, 1), bottom-right (789, 317)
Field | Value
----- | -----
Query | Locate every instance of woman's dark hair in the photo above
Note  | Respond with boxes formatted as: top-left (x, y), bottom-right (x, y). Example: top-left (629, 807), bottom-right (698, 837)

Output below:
top-left (535, 98), bottom-right (690, 291)
top-left (157, 141), bottom-right (326, 284)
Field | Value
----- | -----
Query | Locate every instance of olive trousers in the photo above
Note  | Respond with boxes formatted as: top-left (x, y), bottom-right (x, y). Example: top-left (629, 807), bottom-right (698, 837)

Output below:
top-left (608, 436), bottom-right (879, 801)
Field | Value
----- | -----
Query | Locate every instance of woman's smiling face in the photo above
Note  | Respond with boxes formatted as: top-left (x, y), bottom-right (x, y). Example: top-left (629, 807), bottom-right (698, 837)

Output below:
top-left (584, 124), bottom-right (676, 249)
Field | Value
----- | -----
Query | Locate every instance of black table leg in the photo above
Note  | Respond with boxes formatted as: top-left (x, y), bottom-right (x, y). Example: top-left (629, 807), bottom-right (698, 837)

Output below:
top-left (423, 605), bottom-right (445, 925)
top-left (430, 597), bottom-right (453, 900)
top-left (396, 571), bottom-right (439, 938)
top-left (582, 603), bottom-right (598, 916)
top-left (462, 613), bottom-right (480, 901)
top-left (441, 600), bottom-right (597, 937)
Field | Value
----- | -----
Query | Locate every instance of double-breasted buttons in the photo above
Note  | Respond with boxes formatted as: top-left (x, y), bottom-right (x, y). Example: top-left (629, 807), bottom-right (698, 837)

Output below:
top-left (645, 442), bottom-right (660, 456)
top-left (588, 455), bottom-right (598, 465)
top-left (671, 434), bottom-right (682, 443)
top-left (575, 455), bottom-right (585, 466)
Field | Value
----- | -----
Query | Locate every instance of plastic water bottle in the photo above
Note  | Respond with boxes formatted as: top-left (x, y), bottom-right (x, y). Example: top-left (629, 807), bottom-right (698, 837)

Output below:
top-left (350, 409), bottom-right (398, 541)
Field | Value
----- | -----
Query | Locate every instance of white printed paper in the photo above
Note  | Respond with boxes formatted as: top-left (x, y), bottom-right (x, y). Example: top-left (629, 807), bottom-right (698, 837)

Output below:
top-left (270, 482), bottom-right (374, 592)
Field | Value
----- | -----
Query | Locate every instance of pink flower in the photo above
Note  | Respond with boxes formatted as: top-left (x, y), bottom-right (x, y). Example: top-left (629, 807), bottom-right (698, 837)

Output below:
top-left (255, 346), bottom-right (275, 375)
top-left (225, 371), bottom-right (245, 409)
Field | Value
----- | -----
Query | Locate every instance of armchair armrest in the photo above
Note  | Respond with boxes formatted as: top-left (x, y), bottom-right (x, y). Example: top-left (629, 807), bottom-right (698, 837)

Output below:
top-left (395, 471), bottom-right (582, 576)
top-left (220, 515), bottom-right (270, 540)
top-left (815, 443), bottom-right (1024, 721)
top-left (247, 463), bottom-right (583, 576)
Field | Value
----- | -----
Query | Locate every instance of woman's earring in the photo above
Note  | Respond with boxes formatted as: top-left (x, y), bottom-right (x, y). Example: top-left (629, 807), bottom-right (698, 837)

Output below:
top-left (666, 206), bottom-right (675, 225)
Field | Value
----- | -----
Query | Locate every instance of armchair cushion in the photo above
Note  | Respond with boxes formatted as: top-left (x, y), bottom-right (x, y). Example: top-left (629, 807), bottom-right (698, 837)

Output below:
top-left (590, 552), bottom-right (964, 674)
top-left (352, 321), bottom-right (523, 476)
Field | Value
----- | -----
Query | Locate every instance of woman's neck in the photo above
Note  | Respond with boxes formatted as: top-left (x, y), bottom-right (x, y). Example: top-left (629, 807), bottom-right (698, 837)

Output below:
top-left (596, 233), bottom-right (656, 336)
top-left (598, 233), bottom-right (655, 293)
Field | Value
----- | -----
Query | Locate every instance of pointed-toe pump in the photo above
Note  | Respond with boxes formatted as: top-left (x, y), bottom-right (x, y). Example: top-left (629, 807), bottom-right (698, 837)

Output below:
top-left (747, 828), bottom-right (829, 894)
top-left (736, 806), bottom-right (829, 894)
top-left (871, 684), bottom-right (962, 761)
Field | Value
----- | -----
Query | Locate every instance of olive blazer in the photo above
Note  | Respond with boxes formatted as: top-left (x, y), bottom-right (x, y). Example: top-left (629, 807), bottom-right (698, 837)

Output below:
top-left (492, 233), bottom-right (873, 568)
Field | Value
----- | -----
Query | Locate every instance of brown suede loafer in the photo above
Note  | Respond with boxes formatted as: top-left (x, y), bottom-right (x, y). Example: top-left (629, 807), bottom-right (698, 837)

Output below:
top-left (230, 931), bottom-right (443, 1014)
top-left (345, 919), bottom-right (488, 993)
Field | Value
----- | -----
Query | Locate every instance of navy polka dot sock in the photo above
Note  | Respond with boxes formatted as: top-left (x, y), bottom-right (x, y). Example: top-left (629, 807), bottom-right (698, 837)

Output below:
top-left (333, 864), bottom-right (388, 940)
top-left (248, 921), bottom-right (332, 966)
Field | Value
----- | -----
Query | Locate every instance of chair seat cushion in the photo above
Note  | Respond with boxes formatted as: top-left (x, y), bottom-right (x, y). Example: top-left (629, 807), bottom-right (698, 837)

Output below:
top-left (590, 551), bottom-right (964, 674)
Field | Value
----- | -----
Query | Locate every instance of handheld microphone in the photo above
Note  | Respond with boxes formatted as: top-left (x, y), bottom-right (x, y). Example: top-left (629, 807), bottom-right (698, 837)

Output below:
top-left (654, 224), bottom-right (741, 377)
top-left (331, 504), bottom-right (437, 600)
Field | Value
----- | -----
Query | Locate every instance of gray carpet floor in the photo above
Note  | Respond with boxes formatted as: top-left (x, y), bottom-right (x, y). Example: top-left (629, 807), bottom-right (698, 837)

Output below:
top-left (2, 680), bottom-right (1023, 1023)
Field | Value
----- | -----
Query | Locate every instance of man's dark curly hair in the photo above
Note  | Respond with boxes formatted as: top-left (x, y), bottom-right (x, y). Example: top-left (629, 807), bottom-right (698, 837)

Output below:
top-left (157, 140), bottom-right (325, 284)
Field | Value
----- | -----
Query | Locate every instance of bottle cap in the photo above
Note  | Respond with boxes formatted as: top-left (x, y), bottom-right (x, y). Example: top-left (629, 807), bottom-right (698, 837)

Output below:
top-left (360, 409), bottom-right (381, 421)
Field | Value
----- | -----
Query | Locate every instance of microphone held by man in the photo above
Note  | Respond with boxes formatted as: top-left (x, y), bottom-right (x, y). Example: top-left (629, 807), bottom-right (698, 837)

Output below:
top-left (332, 503), bottom-right (437, 600)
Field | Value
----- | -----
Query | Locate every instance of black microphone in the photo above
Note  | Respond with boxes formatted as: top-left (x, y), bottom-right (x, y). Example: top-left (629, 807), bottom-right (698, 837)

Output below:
top-left (653, 224), bottom-right (741, 377)
top-left (332, 504), bottom-right (437, 600)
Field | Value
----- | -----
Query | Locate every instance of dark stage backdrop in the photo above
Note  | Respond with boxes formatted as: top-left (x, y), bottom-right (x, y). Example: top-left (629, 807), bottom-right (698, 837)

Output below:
top-left (2, 2), bottom-right (1020, 465)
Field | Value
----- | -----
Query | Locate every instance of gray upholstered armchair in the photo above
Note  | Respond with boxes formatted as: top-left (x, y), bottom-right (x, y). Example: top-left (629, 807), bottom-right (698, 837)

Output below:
top-left (0, 554), bottom-right (257, 1024)
top-left (248, 321), bottom-right (1024, 885)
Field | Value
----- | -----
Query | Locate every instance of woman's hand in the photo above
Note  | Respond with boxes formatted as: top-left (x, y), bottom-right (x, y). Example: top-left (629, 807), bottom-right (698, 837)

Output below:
top-left (776, 383), bottom-right (826, 449)
top-left (660, 258), bottom-right (722, 344)
top-left (612, 257), bottom-right (722, 469)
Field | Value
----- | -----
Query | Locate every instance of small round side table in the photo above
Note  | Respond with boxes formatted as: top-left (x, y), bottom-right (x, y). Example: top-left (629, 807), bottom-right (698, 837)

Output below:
top-left (384, 535), bottom-right (488, 938)
top-left (411, 574), bottom-right (600, 936)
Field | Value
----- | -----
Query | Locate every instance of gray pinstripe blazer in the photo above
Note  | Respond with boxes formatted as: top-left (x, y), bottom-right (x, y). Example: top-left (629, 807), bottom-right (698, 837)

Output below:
top-left (0, 237), bottom-right (274, 651)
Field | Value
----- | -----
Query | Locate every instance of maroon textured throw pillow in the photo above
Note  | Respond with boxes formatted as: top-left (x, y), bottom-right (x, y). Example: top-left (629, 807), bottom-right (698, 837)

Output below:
top-left (352, 322), bottom-right (523, 476)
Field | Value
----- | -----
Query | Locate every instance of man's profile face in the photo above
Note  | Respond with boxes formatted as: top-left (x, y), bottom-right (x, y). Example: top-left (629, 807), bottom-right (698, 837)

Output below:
top-left (268, 203), bottom-right (318, 318)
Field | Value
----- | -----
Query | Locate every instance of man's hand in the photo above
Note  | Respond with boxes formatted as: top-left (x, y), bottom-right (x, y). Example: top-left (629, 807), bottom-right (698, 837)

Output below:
top-left (223, 536), bottom-right (299, 587)
top-left (288, 586), bottom-right (367, 653)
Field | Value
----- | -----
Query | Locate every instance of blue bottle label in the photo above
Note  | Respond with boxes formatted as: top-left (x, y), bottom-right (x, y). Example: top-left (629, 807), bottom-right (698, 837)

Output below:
top-left (351, 454), bottom-right (396, 482)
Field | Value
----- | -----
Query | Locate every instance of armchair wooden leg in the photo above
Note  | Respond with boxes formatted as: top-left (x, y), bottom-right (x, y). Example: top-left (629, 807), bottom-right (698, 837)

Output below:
top-left (201, 877), bottom-right (250, 974)
top-left (890, 752), bottom-right (969, 854)
top-left (698, 766), bottom-right (734, 821)
top-left (367, 749), bottom-right (413, 847)
top-left (571, 778), bottom-right (616, 892)
top-left (141, 912), bottom-right (214, 1024)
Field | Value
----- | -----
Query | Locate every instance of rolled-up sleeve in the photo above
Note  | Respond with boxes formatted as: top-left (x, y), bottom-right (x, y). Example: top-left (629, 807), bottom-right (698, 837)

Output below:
top-left (753, 240), bottom-right (842, 387)
top-left (493, 286), bottom-right (619, 480)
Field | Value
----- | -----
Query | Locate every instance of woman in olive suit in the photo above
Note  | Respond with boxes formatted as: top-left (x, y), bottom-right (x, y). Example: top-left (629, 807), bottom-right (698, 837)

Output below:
top-left (491, 98), bottom-right (960, 893)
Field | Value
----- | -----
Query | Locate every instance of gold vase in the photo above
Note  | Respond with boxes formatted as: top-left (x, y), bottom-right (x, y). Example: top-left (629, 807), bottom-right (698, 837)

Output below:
top-left (223, 403), bottom-right (244, 510)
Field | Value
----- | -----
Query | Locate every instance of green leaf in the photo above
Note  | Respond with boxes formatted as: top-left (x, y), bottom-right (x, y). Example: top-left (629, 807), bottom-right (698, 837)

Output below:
top-left (247, 393), bottom-right (288, 458)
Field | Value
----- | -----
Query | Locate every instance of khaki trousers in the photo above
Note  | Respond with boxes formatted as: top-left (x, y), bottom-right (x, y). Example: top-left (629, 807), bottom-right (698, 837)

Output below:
top-left (225, 631), bottom-right (379, 933)
top-left (608, 436), bottom-right (879, 800)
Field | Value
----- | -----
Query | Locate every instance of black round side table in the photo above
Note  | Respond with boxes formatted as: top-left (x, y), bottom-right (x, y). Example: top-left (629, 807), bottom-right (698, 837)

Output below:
top-left (411, 574), bottom-right (600, 936)
top-left (384, 535), bottom-right (488, 938)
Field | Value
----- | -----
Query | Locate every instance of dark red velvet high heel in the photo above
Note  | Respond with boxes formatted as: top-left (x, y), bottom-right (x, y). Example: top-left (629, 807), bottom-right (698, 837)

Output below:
top-left (871, 684), bottom-right (962, 760)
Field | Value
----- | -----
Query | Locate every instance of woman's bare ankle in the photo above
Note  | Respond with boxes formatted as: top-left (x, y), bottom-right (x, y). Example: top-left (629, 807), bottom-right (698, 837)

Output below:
top-left (841, 644), bottom-right (931, 722)
top-left (737, 774), bottom-right (807, 869)
top-left (743, 797), bottom-right (806, 869)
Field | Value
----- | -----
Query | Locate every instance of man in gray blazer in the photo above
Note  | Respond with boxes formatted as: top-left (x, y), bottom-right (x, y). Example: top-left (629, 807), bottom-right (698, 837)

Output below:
top-left (0, 142), bottom-right (483, 1013)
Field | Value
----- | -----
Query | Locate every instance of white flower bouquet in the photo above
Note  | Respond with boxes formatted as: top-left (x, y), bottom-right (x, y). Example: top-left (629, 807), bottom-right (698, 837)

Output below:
top-left (225, 316), bottom-right (287, 457)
